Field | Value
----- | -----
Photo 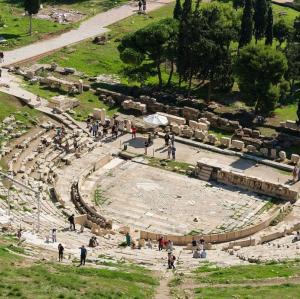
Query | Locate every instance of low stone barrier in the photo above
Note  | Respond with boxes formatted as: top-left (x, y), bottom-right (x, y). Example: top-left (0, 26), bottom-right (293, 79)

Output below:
top-left (140, 207), bottom-right (281, 245)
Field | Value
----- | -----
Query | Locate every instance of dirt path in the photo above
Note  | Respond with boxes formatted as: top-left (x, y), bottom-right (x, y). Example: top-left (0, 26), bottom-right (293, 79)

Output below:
top-left (155, 270), bottom-right (173, 299)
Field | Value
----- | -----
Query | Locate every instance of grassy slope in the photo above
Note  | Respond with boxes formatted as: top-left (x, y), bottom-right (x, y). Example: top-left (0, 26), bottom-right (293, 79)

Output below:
top-left (193, 262), bottom-right (300, 298)
top-left (0, 91), bottom-right (40, 123)
top-left (0, 238), bottom-right (158, 299)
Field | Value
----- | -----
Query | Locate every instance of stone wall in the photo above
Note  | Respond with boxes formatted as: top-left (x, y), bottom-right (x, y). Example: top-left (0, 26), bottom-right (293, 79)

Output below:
top-left (140, 207), bottom-right (281, 245)
top-left (216, 170), bottom-right (298, 202)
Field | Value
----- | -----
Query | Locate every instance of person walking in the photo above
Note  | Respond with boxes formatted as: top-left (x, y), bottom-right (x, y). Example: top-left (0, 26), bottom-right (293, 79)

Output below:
top-left (131, 126), bottom-right (137, 139)
top-left (68, 214), bottom-right (75, 231)
top-left (58, 243), bottom-right (64, 262)
top-left (126, 232), bottom-right (131, 247)
top-left (138, 0), bottom-right (142, 12)
top-left (164, 133), bottom-right (170, 147)
top-left (170, 133), bottom-right (175, 146)
top-left (167, 144), bottom-right (172, 159)
top-left (293, 165), bottom-right (299, 183)
top-left (0, 52), bottom-right (4, 63)
top-left (79, 245), bottom-right (87, 266)
top-left (171, 146), bottom-right (176, 160)
top-left (142, 0), bottom-right (146, 12)
top-left (0, 68), bottom-right (2, 78)
top-left (167, 252), bottom-right (176, 269)
top-left (158, 236), bottom-right (164, 251)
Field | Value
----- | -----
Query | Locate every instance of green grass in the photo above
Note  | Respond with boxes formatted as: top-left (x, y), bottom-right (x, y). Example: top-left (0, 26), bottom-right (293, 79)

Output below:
top-left (208, 128), bottom-right (233, 139)
top-left (274, 104), bottom-right (298, 122)
top-left (0, 239), bottom-right (158, 299)
top-left (195, 284), bottom-right (300, 299)
top-left (39, 3), bottom-right (175, 79)
top-left (0, 91), bottom-right (40, 123)
top-left (195, 261), bottom-right (300, 284)
top-left (0, 0), bottom-right (75, 50)
top-left (23, 82), bottom-right (120, 121)
top-left (146, 156), bottom-right (192, 174)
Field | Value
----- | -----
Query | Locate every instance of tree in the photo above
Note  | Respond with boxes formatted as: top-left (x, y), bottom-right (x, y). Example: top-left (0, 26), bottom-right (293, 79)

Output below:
top-left (265, 6), bottom-right (273, 45)
top-left (239, 0), bottom-right (253, 49)
top-left (233, 0), bottom-right (245, 10)
top-left (235, 44), bottom-right (288, 115)
top-left (173, 0), bottom-right (182, 20)
top-left (118, 18), bottom-right (178, 88)
top-left (273, 19), bottom-right (290, 47)
top-left (254, 0), bottom-right (268, 42)
top-left (285, 18), bottom-right (300, 92)
top-left (24, 0), bottom-right (40, 35)
top-left (176, 0), bottom-right (193, 87)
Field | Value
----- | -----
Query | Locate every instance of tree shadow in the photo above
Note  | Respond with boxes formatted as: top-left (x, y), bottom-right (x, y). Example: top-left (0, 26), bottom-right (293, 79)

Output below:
top-left (229, 158), bottom-right (256, 171)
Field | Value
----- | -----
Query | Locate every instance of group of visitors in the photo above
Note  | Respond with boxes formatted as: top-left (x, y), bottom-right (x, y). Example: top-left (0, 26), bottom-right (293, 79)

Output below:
top-left (138, 0), bottom-right (146, 12)
top-left (192, 238), bottom-right (207, 259)
top-left (164, 133), bottom-right (176, 160)
top-left (87, 116), bottom-right (131, 140)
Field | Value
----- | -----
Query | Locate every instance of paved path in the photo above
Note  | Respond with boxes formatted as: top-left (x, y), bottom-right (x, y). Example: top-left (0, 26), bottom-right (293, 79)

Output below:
top-left (0, 0), bottom-right (173, 66)
top-left (0, 69), bottom-right (48, 107)
top-left (110, 134), bottom-right (300, 190)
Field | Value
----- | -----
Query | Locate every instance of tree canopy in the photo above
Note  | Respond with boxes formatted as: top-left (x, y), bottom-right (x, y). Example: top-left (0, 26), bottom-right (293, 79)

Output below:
top-left (235, 44), bottom-right (287, 115)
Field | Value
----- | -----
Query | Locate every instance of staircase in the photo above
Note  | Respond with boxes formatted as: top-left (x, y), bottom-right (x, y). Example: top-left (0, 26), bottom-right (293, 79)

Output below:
top-left (197, 164), bottom-right (213, 181)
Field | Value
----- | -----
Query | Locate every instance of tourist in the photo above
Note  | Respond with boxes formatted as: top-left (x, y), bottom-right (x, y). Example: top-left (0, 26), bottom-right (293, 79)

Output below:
top-left (193, 248), bottom-right (201, 258)
top-left (167, 240), bottom-right (173, 252)
top-left (68, 214), bottom-right (75, 231)
top-left (293, 165), bottom-right (299, 183)
top-left (167, 144), bottom-right (172, 159)
top-left (142, 0), bottom-right (146, 12)
top-left (58, 243), bottom-right (64, 262)
top-left (0, 52), bottom-right (4, 63)
top-left (79, 245), bottom-right (87, 266)
top-left (200, 249), bottom-right (207, 259)
top-left (144, 140), bottom-right (148, 155)
top-left (131, 126), bottom-right (137, 139)
top-left (164, 133), bottom-right (170, 147)
top-left (171, 146), bottom-right (176, 160)
top-left (167, 252), bottom-right (176, 269)
top-left (293, 231), bottom-right (300, 242)
top-left (146, 239), bottom-right (152, 249)
top-left (171, 133), bottom-right (175, 146)
top-left (158, 236), bottom-right (164, 251)
top-left (126, 232), bottom-right (131, 247)
top-left (17, 228), bottom-right (22, 240)
top-left (52, 228), bottom-right (57, 243)
top-left (0, 68), bottom-right (2, 78)
top-left (138, 0), bottom-right (142, 12)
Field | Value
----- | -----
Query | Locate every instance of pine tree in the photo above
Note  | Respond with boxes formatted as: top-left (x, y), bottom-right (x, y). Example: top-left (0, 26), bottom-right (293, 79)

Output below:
top-left (265, 6), bottom-right (273, 45)
top-left (173, 0), bottom-right (182, 20)
top-left (254, 0), bottom-right (268, 42)
top-left (24, 0), bottom-right (40, 35)
top-left (239, 0), bottom-right (253, 49)
top-left (181, 0), bottom-right (192, 21)
top-left (176, 0), bottom-right (193, 86)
